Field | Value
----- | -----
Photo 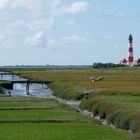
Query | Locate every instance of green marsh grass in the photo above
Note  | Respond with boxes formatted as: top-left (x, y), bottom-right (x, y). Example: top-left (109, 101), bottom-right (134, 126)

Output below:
top-left (0, 96), bottom-right (132, 140)
top-left (2, 68), bottom-right (139, 139)
top-left (0, 123), bottom-right (132, 140)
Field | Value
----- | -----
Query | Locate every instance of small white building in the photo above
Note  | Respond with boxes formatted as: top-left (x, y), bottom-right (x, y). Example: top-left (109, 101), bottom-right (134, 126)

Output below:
top-left (120, 58), bottom-right (127, 65)
top-left (134, 58), bottom-right (140, 65)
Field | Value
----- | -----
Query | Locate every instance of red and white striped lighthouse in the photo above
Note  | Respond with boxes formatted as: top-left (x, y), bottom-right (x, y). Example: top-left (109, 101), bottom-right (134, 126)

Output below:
top-left (128, 34), bottom-right (134, 65)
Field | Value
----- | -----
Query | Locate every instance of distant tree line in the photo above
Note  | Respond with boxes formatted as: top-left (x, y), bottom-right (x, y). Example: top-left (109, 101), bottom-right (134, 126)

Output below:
top-left (92, 63), bottom-right (125, 69)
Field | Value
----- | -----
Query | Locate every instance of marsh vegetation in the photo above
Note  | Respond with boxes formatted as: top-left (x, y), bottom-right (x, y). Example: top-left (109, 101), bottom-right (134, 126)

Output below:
top-left (0, 96), bottom-right (131, 140)
top-left (1, 67), bottom-right (140, 139)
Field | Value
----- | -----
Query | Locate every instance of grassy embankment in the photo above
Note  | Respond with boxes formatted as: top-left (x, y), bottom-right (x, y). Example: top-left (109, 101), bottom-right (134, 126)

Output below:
top-left (12, 67), bottom-right (140, 139)
top-left (0, 95), bottom-right (131, 140)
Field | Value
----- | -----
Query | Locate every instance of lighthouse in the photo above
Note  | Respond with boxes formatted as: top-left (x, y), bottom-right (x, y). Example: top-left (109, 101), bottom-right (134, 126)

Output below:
top-left (128, 34), bottom-right (134, 65)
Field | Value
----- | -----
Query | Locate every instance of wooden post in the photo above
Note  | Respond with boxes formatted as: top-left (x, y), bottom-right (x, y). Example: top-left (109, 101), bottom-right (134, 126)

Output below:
top-left (12, 74), bottom-right (14, 80)
top-left (8, 91), bottom-right (11, 96)
top-left (26, 80), bottom-right (30, 95)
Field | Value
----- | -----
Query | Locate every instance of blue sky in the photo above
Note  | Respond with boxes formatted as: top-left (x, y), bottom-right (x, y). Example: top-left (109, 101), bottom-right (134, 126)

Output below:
top-left (0, 0), bottom-right (140, 65)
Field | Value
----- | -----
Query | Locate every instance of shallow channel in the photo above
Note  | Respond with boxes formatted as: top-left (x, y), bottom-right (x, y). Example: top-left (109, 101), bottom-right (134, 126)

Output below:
top-left (0, 72), bottom-right (80, 111)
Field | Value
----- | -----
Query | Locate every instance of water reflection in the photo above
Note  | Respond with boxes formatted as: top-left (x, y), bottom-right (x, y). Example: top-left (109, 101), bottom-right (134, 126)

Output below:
top-left (0, 73), bottom-right (53, 98)
top-left (0, 74), bottom-right (26, 81)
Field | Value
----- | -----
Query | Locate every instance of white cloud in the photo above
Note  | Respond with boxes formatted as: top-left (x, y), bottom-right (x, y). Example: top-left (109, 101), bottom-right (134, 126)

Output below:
top-left (0, 0), bottom-right (91, 50)
top-left (51, 0), bottom-right (62, 8)
top-left (0, 0), bottom-right (90, 16)
top-left (31, 18), bottom-right (55, 31)
top-left (4, 17), bottom-right (54, 33)
top-left (0, 0), bottom-right (46, 21)
top-left (47, 34), bottom-right (95, 48)
top-left (26, 31), bottom-right (47, 47)
top-left (51, 0), bottom-right (63, 15)
top-left (0, 0), bottom-right (10, 10)
top-left (63, 1), bottom-right (90, 14)
top-left (10, 0), bottom-right (38, 10)
top-left (62, 35), bottom-right (82, 43)
top-left (0, 0), bottom-right (43, 11)
top-left (62, 34), bottom-right (94, 44)
top-left (51, 0), bottom-right (90, 15)
top-left (0, 32), bottom-right (16, 49)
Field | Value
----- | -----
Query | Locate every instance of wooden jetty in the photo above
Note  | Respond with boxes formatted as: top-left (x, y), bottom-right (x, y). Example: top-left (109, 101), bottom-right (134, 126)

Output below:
top-left (12, 80), bottom-right (53, 84)
top-left (1, 79), bottom-right (53, 90)
top-left (0, 71), bottom-right (53, 95)
top-left (0, 72), bottom-right (14, 75)
top-left (12, 80), bottom-right (53, 95)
